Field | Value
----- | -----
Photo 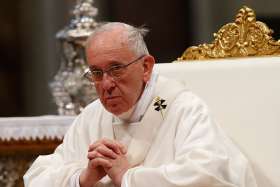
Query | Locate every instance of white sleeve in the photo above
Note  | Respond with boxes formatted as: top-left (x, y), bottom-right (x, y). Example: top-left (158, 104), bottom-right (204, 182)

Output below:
top-left (121, 171), bottom-right (129, 187)
top-left (121, 95), bottom-right (257, 187)
top-left (23, 102), bottom-right (101, 187)
top-left (23, 113), bottom-right (88, 187)
top-left (69, 169), bottom-right (83, 187)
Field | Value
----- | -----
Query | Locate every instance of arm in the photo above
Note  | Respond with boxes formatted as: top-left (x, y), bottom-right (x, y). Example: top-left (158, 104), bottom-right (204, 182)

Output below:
top-left (23, 102), bottom-right (104, 187)
top-left (24, 115), bottom-right (88, 187)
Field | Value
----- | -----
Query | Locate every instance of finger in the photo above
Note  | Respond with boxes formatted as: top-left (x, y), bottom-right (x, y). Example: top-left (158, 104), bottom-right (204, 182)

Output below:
top-left (88, 147), bottom-right (117, 160)
top-left (89, 138), bottom-right (127, 155)
top-left (88, 142), bottom-right (101, 152)
top-left (95, 145), bottom-right (118, 159)
top-left (117, 142), bottom-right (127, 154)
top-left (101, 139), bottom-right (123, 154)
top-left (88, 138), bottom-right (110, 151)
top-left (89, 157), bottom-right (112, 168)
top-left (110, 140), bottom-right (127, 154)
top-left (87, 151), bottom-right (103, 160)
top-left (89, 139), bottom-right (122, 154)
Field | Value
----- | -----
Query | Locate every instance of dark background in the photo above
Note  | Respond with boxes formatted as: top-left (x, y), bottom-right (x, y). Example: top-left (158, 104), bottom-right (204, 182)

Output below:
top-left (1, 0), bottom-right (280, 116)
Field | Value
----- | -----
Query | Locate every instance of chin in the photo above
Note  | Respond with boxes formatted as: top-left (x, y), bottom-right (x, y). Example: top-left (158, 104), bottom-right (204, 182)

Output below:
top-left (106, 105), bottom-right (126, 115)
top-left (103, 98), bottom-right (129, 115)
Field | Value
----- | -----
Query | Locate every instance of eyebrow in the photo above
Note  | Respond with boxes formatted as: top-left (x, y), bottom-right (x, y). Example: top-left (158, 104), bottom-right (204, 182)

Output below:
top-left (89, 60), bottom-right (124, 70)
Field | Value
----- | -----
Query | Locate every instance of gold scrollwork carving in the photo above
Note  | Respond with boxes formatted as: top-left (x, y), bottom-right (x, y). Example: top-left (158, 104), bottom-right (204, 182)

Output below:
top-left (178, 6), bottom-right (280, 61)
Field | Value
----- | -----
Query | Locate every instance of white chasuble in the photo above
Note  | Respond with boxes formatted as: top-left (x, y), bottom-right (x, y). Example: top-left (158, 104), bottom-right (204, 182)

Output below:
top-left (113, 76), bottom-right (186, 167)
top-left (24, 75), bottom-right (257, 187)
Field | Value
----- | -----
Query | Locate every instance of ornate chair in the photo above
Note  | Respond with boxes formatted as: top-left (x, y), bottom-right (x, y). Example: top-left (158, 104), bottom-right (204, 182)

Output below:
top-left (155, 6), bottom-right (280, 187)
top-left (178, 6), bottom-right (280, 60)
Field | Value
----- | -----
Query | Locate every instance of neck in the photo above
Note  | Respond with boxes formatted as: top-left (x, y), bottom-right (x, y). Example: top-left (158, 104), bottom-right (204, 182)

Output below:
top-left (116, 104), bottom-right (136, 122)
top-left (114, 71), bottom-right (158, 123)
top-left (117, 81), bottom-right (146, 120)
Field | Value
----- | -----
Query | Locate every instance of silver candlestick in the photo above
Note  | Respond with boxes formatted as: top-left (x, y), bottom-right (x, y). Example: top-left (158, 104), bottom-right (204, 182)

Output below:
top-left (50, 0), bottom-right (99, 115)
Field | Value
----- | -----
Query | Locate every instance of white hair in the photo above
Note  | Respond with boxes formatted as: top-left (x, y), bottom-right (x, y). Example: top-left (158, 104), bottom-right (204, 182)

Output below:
top-left (86, 22), bottom-right (150, 56)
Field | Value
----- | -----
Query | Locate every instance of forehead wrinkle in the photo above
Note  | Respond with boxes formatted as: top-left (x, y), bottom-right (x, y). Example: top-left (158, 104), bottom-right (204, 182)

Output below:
top-left (86, 28), bottom-right (138, 70)
top-left (88, 46), bottom-right (134, 62)
top-left (87, 40), bottom-right (135, 63)
top-left (87, 26), bottom-right (132, 55)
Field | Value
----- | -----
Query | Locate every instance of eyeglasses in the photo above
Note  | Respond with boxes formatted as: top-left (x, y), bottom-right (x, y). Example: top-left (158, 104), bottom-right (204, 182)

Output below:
top-left (83, 55), bottom-right (145, 82)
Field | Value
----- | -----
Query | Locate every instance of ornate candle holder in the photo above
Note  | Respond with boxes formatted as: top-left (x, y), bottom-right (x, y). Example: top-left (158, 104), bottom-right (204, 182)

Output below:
top-left (50, 0), bottom-right (99, 115)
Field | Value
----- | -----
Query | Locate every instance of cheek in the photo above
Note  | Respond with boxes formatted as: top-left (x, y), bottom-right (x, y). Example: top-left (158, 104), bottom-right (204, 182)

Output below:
top-left (94, 84), bottom-right (105, 103)
top-left (119, 78), bottom-right (143, 103)
top-left (94, 84), bottom-right (102, 96)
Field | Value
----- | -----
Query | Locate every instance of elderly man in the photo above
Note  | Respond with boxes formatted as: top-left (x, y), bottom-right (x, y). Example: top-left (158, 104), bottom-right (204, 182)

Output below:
top-left (24, 22), bottom-right (257, 187)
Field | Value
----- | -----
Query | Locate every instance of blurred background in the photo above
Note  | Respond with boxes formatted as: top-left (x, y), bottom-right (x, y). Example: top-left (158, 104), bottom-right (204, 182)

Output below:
top-left (1, 0), bottom-right (280, 117)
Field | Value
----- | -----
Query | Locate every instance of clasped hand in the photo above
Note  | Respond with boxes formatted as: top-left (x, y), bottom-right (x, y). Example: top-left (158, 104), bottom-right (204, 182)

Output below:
top-left (80, 138), bottom-right (129, 187)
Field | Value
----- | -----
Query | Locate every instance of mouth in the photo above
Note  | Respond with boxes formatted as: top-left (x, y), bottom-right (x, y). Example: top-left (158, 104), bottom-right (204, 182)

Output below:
top-left (105, 95), bottom-right (120, 100)
top-left (104, 96), bottom-right (122, 103)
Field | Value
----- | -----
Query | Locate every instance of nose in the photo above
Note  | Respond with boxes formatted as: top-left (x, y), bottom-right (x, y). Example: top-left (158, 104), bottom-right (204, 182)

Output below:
top-left (101, 73), bottom-right (116, 91)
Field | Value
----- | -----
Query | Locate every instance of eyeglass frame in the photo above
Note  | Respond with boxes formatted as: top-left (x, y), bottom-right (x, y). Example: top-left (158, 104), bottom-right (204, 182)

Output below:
top-left (83, 55), bottom-right (146, 83)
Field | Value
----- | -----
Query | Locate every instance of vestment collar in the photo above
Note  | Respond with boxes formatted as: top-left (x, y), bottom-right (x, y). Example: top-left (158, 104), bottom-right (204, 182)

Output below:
top-left (113, 71), bottom-right (158, 123)
top-left (112, 75), bottom-right (186, 166)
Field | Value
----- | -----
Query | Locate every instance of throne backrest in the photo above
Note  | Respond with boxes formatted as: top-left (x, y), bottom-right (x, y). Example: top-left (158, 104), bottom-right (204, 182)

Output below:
top-left (155, 6), bottom-right (280, 187)
top-left (178, 6), bottom-right (280, 61)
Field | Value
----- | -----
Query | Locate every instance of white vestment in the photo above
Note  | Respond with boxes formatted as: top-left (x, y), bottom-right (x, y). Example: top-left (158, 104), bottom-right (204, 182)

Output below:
top-left (24, 74), bottom-right (257, 187)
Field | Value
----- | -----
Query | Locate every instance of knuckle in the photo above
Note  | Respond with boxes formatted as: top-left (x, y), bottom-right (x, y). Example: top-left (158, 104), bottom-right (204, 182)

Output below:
top-left (96, 146), bottom-right (103, 152)
top-left (92, 158), bottom-right (100, 165)
top-left (91, 151), bottom-right (97, 157)
top-left (101, 137), bottom-right (108, 143)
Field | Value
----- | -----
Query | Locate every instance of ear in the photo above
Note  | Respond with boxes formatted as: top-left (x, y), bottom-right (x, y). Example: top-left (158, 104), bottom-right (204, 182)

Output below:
top-left (142, 55), bottom-right (155, 83)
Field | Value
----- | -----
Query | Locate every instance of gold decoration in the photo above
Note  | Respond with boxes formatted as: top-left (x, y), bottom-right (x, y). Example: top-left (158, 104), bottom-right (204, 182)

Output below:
top-left (178, 6), bottom-right (280, 61)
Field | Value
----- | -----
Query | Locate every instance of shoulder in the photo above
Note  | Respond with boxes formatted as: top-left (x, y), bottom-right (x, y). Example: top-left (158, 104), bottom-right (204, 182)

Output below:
top-left (172, 90), bottom-right (210, 114)
top-left (63, 99), bottom-right (108, 143)
top-left (165, 90), bottom-right (213, 137)
top-left (155, 75), bottom-right (211, 119)
top-left (82, 99), bottom-right (104, 115)
top-left (71, 99), bottom-right (105, 128)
